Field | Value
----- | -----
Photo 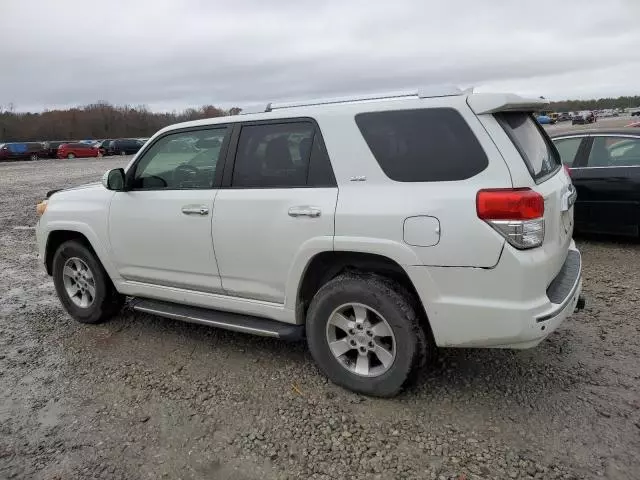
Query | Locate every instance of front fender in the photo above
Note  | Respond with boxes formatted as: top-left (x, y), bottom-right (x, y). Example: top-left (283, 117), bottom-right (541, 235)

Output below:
top-left (41, 220), bottom-right (121, 283)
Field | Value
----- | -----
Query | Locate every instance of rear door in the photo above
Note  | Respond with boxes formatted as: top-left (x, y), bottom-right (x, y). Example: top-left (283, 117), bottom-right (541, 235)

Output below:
top-left (212, 119), bottom-right (338, 303)
top-left (572, 135), bottom-right (640, 235)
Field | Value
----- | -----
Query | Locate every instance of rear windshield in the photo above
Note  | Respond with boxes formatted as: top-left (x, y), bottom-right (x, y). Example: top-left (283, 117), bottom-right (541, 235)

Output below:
top-left (355, 108), bottom-right (488, 182)
top-left (495, 112), bottom-right (560, 182)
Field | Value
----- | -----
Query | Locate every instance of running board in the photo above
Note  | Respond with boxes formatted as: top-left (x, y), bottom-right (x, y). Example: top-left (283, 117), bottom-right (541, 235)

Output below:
top-left (130, 298), bottom-right (304, 341)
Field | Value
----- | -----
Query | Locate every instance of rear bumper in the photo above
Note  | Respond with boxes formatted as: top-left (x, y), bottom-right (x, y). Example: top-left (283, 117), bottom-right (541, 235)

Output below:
top-left (535, 250), bottom-right (581, 322)
top-left (407, 241), bottom-right (583, 349)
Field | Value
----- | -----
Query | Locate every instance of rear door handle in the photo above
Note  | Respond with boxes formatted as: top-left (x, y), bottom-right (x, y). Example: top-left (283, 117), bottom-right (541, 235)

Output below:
top-left (288, 206), bottom-right (321, 218)
top-left (181, 205), bottom-right (209, 216)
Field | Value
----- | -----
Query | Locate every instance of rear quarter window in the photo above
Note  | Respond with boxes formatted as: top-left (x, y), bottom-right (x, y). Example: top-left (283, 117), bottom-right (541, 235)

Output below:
top-left (495, 112), bottom-right (560, 182)
top-left (355, 108), bottom-right (488, 182)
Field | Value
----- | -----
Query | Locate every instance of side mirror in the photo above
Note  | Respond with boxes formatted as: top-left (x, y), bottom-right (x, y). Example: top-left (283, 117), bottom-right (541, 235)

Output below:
top-left (102, 168), bottom-right (126, 191)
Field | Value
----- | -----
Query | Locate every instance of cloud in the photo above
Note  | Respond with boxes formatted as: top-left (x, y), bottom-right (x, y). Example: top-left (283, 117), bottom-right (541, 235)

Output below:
top-left (1, 0), bottom-right (638, 111)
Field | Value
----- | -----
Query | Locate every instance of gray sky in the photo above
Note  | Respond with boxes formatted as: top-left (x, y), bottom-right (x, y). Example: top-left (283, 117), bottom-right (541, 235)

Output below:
top-left (1, 0), bottom-right (638, 112)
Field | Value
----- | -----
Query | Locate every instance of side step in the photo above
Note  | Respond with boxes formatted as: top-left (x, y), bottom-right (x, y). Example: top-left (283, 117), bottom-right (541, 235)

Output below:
top-left (130, 298), bottom-right (305, 341)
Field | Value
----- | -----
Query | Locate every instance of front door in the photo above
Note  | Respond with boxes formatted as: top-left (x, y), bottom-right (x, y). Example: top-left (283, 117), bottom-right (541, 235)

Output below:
top-left (212, 120), bottom-right (338, 303)
top-left (108, 126), bottom-right (231, 292)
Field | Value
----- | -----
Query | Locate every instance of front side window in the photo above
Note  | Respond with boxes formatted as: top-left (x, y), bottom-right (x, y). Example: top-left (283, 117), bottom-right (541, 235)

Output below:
top-left (553, 137), bottom-right (583, 166)
top-left (132, 127), bottom-right (228, 189)
top-left (588, 136), bottom-right (640, 167)
top-left (232, 122), bottom-right (322, 188)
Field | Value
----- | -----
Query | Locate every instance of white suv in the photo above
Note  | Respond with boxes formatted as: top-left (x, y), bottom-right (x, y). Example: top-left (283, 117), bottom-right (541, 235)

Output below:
top-left (35, 87), bottom-right (584, 396)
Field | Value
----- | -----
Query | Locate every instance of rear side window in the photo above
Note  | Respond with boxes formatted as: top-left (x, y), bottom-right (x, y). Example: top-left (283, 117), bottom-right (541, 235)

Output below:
top-left (232, 121), bottom-right (335, 188)
top-left (496, 112), bottom-right (560, 182)
top-left (355, 108), bottom-right (488, 182)
top-left (588, 136), bottom-right (640, 167)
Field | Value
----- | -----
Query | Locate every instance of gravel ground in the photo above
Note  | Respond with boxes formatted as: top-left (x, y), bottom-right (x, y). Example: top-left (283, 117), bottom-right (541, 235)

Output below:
top-left (542, 115), bottom-right (636, 135)
top-left (1, 157), bottom-right (639, 480)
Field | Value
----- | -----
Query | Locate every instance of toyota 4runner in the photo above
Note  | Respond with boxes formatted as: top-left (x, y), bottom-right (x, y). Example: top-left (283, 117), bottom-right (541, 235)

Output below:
top-left (35, 86), bottom-right (584, 397)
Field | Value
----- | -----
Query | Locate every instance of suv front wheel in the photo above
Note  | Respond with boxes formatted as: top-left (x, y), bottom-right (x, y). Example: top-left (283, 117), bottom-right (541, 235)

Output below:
top-left (306, 273), bottom-right (428, 397)
top-left (52, 240), bottom-right (124, 324)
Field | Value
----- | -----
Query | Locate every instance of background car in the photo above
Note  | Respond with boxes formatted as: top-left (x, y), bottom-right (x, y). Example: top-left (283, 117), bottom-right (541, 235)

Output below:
top-left (536, 114), bottom-right (553, 124)
top-left (572, 111), bottom-right (596, 125)
top-left (97, 139), bottom-right (113, 156)
top-left (552, 129), bottom-right (640, 236)
top-left (57, 142), bottom-right (100, 159)
top-left (558, 112), bottom-right (572, 121)
top-left (107, 138), bottom-right (143, 156)
top-left (0, 142), bottom-right (47, 161)
top-left (43, 140), bottom-right (73, 158)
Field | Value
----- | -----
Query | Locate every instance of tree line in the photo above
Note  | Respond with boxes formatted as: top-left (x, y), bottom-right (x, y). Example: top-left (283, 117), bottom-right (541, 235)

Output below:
top-left (1, 94), bottom-right (639, 142)
top-left (547, 95), bottom-right (640, 112)
top-left (0, 103), bottom-right (241, 142)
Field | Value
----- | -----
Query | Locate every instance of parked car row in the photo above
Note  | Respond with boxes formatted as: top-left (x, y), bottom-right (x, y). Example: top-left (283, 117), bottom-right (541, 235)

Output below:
top-left (537, 109), bottom-right (628, 126)
top-left (0, 138), bottom-right (146, 161)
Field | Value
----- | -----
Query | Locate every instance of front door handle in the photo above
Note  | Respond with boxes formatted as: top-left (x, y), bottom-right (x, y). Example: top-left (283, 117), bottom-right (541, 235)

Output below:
top-left (288, 206), bottom-right (321, 218)
top-left (182, 205), bottom-right (209, 216)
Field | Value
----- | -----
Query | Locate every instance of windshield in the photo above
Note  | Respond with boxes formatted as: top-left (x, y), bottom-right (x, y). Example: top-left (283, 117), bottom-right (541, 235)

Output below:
top-left (495, 112), bottom-right (561, 182)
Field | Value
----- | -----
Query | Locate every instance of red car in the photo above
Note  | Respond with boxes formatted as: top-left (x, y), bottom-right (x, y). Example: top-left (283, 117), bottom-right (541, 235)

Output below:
top-left (57, 143), bottom-right (100, 159)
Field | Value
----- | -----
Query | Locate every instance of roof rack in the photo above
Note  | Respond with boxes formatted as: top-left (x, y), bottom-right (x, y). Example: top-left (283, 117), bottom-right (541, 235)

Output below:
top-left (239, 84), bottom-right (464, 114)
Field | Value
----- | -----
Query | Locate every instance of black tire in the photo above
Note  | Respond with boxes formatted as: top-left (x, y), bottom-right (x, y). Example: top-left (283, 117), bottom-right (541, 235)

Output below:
top-left (52, 240), bottom-right (124, 324)
top-left (306, 273), bottom-right (429, 397)
top-left (67, 153), bottom-right (75, 159)
top-left (30, 154), bottom-right (39, 161)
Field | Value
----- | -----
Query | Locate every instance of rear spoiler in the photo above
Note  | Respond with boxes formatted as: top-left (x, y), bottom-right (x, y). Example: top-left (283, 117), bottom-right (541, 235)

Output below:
top-left (467, 93), bottom-right (549, 115)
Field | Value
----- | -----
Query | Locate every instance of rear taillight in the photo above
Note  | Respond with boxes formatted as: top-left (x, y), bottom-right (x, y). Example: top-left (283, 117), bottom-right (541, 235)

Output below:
top-left (477, 188), bottom-right (545, 249)
top-left (564, 164), bottom-right (572, 177)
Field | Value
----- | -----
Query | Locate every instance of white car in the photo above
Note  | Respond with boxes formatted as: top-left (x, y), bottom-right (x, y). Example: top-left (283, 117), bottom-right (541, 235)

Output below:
top-left (35, 86), bottom-right (584, 396)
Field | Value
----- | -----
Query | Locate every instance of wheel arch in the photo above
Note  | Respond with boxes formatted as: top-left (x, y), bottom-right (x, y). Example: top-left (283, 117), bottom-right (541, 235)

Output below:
top-left (295, 251), bottom-right (434, 341)
top-left (45, 230), bottom-right (94, 274)
top-left (44, 228), bottom-right (119, 285)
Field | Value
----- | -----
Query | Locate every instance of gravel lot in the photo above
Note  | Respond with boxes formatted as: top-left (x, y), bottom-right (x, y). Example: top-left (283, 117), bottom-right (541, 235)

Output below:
top-left (1, 157), bottom-right (639, 480)
top-left (542, 115), bottom-right (637, 135)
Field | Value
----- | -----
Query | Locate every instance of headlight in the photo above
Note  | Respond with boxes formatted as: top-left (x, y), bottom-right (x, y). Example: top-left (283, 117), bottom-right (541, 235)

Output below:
top-left (36, 200), bottom-right (48, 216)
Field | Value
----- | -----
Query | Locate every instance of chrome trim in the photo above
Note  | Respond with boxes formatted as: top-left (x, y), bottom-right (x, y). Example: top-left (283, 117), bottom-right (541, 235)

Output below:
top-left (133, 305), bottom-right (280, 337)
top-left (587, 134), bottom-right (640, 139)
top-left (181, 205), bottom-right (209, 215)
top-left (570, 165), bottom-right (640, 170)
top-left (552, 134), bottom-right (640, 140)
top-left (123, 280), bottom-right (283, 307)
top-left (536, 250), bottom-right (582, 323)
top-left (288, 206), bottom-right (321, 218)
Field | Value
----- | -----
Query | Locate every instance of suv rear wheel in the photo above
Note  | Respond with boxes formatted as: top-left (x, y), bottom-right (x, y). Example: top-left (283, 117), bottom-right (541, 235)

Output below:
top-left (52, 240), bottom-right (124, 324)
top-left (306, 273), bottom-right (427, 397)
